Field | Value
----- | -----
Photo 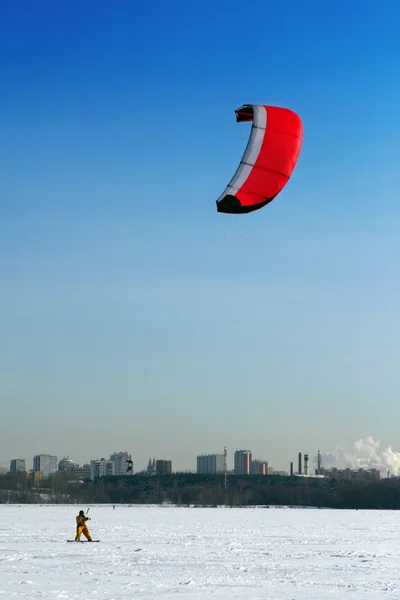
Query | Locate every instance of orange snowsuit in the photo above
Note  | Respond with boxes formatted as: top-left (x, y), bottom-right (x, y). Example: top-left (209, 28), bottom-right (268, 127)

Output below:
top-left (75, 513), bottom-right (92, 541)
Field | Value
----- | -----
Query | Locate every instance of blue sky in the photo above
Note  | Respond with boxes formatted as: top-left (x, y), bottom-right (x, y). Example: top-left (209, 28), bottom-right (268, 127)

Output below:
top-left (1, 0), bottom-right (400, 473)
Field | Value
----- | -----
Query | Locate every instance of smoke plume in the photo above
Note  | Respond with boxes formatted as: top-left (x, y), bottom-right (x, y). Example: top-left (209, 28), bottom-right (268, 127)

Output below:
top-left (320, 436), bottom-right (400, 477)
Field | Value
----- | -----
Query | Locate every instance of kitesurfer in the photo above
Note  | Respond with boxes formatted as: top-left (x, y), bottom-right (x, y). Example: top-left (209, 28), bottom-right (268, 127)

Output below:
top-left (75, 510), bottom-right (92, 542)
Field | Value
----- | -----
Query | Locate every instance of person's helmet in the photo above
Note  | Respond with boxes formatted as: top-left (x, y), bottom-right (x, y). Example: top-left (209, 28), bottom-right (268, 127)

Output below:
top-left (79, 510), bottom-right (84, 515)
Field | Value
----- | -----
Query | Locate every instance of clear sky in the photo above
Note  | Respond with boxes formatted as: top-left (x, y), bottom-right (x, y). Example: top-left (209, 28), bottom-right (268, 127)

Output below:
top-left (2, 0), bottom-right (400, 473)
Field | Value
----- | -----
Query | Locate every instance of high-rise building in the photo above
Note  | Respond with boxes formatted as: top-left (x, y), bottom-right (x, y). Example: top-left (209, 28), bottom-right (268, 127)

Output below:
top-left (110, 452), bottom-right (133, 475)
top-left (156, 460), bottom-right (172, 475)
top-left (197, 454), bottom-right (225, 474)
top-left (90, 459), bottom-right (116, 481)
top-left (234, 450), bottom-right (252, 474)
top-left (73, 465), bottom-right (91, 481)
top-left (250, 460), bottom-right (268, 475)
top-left (10, 459), bottom-right (26, 473)
top-left (33, 454), bottom-right (57, 478)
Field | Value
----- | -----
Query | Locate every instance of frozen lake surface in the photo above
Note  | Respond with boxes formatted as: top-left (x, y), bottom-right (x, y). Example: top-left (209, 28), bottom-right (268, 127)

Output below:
top-left (1, 505), bottom-right (400, 599)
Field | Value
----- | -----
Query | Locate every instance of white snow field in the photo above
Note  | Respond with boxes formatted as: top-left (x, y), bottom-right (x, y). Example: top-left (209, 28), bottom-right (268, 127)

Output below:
top-left (1, 506), bottom-right (400, 599)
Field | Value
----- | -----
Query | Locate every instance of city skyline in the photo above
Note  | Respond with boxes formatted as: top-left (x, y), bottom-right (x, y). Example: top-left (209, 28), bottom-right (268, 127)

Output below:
top-left (2, 2), bottom-right (400, 470)
top-left (3, 445), bottom-right (385, 484)
top-left (2, 434), bottom-right (400, 477)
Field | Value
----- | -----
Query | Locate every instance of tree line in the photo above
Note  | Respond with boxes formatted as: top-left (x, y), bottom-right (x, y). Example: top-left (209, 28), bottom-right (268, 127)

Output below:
top-left (1, 472), bottom-right (400, 509)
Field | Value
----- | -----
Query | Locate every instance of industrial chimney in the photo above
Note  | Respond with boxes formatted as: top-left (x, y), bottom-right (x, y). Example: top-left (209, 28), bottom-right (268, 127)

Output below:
top-left (298, 452), bottom-right (302, 475)
top-left (317, 450), bottom-right (322, 475)
top-left (304, 454), bottom-right (309, 476)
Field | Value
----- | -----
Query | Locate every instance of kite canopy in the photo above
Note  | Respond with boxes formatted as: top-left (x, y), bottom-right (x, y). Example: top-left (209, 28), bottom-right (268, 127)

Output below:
top-left (216, 104), bottom-right (303, 214)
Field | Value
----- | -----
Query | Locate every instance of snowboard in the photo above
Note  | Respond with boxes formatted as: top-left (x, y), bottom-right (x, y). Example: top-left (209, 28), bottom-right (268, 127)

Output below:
top-left (67, 540), bottom-right (100, 543)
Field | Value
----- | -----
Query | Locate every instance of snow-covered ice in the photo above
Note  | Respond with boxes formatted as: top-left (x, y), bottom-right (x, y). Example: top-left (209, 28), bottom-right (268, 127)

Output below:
top-left (1, 505), bottom-right (400, 599)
